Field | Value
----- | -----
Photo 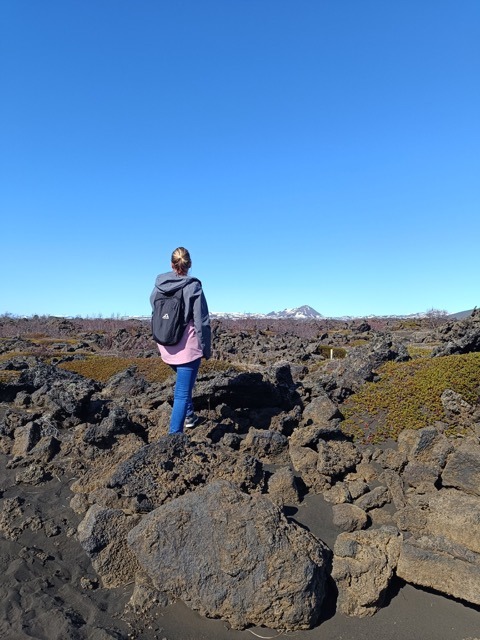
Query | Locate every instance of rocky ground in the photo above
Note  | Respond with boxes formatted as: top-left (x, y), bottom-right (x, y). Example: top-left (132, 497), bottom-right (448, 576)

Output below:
top-left (0, 310), bottom-right (479, 640)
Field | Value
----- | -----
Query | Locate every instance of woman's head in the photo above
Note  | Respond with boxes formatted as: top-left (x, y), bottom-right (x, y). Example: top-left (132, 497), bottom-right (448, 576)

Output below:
top-left (171, 247), bottom-right (192, 275)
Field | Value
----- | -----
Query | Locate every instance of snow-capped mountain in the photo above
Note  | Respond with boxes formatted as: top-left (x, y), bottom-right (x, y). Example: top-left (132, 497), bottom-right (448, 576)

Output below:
top-left (210, 305), bottom-right (323, 320)
top-left (267, 305), bottom-right (323, 319)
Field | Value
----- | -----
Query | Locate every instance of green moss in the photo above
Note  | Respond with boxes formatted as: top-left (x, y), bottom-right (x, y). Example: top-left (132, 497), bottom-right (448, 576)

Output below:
top-left (59, 355), bottom-right (236, 383)
top-left (0, 370), bottom-right (20, 383)
top-left (30, 337), bottom-right (79, 346)
top-left (342, 352), bottom-right (480, 443)
top-left (349, 339), bottom-right (369, 347)
top-left (318, 346), bottom-right (346, 359)
top-left (407, 345), bottom-right (435, 358)
top-left (392, 319), bottom-right (423, 330)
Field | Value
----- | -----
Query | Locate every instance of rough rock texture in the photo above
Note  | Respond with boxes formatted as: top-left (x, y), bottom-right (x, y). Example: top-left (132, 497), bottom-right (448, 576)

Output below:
top-left (290, 437), bottom-right (361, 492)
top-left (301, 389), bottom-right (342, 426)
top-left (395, 488), bottom-right (480, 605)
top-left (17, 363), bottom-right (99, 425)
top-left (397, 426), bottom-right (453, 491)
top-left (397, 535), bottom-right (480, 606)
top-left (332, 503), bottom-right (368, 532)
top-left (432, 307), bottom-right (480, 356)
top-left (193, 363), bottom-right (301, 412)
top-left (441, 389), bottom-right (479, 429)
top-left (354, 486), bottom-right (390, 512)
top-left (104, 435), bottom-right (265, 512)
top-left (332, 527), bottom-right (402, 617)
top-left (441, 439), bottom-right (480, 496)
top-left (306, 335), bottom-right (410, 401)
top-left (398, 488), bottom-right (480, 549)
top-left (127, 480), bottom-right (329, 630)
top-left (239, 427), bottom-right (289, 463)
top-left (77, 504), bottom-right (141, 587)
top-left (267, 466), bottom-right (300, 505)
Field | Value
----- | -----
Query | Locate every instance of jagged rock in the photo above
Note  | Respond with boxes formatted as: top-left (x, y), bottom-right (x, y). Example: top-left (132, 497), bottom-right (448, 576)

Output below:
top-left (378, 470), bottom-right (406, 509)
top-left (268, 405), bottom-right (302, 436)
top-left (18, 363), bottom-right (99, 424)
top-left (441, 389), bottom-right (479, 429)
top-left (289, 420), bottom-right (343, 449)
top-left (105, 435), bottom-right (265, 512)
top-left (12, 422), bottom-right (42, 457)
top-left (396, 488), bottom-right (480, 554)
top-left (332, 527), bottom-right (402, 617)
top-left (240, 427), bottom-right (289, 463)
top-left (144, 401), bottom-right (171, 442)
top-left (0, 356), bottom-right (32, 371)
top-left (397, 427), bottom-right (453, 491)
top-left (82, 405), bottom-right (134, 446)
top-left (15, 464), bottom-right (51, 485)
top-left (323, 482), bottom-right (351, 504)
top-left (221, 432), bottom-right (242, 449)
top-left (127, 480), bottom-right (329, 630)
top-left (301, 389), bottom-right (341, 425)
top-left (354, 486), bottom-right (390, 511)
top-left (193, 363), bottom-right (300, 412)
top-left (432, 308), bottom-right (480, 356)
top-left (376, 447), bottom-right (407, 472)
top-left (332, 503), bottom-right (368, 532)
top-left (69, 430), bottom-right (146, 500)
top-left (402, 462), bottom-right (439, 492)
top-left (442, 439), bottom-right (480, 497)
top-left (306, 335), bottom-right (410, 401)
top-left (0, 408), bottom-right (37, 439)
top-left (77, 504), bottom-right (141, 588)
top-left (397, 535), bottom-right (480, 606)
top-left (0, 496), bottom-right (25, 540)
top-left (345, 478), bottom-right (369, 500)
top-left (128, 569), bottom-right (169, 613)
top-left (29, 435), bottom-right (61, 463)
top-left (368, 508), bottom-right (395, 528)
top-left (267, 466), bottom-right (300, 505)
top-left (353, 321), bottom-right (371, 333)
top-left (13, 391), bottom-right (32, 408)
top-left (101, 366), bottom-right (148, 400)
top-left (290, 439), bottom-right (361, 492)
top-left (346, 461), bottom-right (378, 483)
top-left (397, 426), bottom-right (453, 467)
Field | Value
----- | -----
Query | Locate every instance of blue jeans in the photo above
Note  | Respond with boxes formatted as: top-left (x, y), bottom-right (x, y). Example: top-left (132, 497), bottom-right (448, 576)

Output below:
top-left (168, 358), bottom-right (201, 434)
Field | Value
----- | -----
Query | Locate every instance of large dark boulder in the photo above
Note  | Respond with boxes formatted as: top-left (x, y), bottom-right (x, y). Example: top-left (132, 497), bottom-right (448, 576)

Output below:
top-left (193, 363), bottom-right (300, 411)
top-left (127, 480), bottom-right (329, 630)
top-left (17, 363), bottom-right (99, 424)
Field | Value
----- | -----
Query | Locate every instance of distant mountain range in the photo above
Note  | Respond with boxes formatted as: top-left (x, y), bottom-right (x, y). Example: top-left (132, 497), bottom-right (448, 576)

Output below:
top-left (134, 306), bottom-right (476, 322)
top-left (210, 305), bottom-right (323, 320)
top-left (209, 306), bottom-right (477, 321)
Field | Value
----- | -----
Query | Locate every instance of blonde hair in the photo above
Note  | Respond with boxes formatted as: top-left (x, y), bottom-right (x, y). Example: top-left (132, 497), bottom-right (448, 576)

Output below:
top-left (171, 247), bottom-right (192, 275)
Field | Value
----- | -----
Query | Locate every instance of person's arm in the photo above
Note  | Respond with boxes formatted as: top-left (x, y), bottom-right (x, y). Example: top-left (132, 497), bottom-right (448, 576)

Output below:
top-left (191, 281), bottom-right (211, 359)
top-left (149, 285), bottom-right (158, 310)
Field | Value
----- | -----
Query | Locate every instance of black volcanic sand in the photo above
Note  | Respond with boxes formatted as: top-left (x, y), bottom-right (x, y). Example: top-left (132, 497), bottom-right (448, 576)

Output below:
top-left (1, 452), bottom-right (479, 640)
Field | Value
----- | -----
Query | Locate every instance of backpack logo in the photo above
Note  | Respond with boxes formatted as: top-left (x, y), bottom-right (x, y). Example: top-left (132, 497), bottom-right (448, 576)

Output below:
top-left (162, 313), bottom-right (169, 319)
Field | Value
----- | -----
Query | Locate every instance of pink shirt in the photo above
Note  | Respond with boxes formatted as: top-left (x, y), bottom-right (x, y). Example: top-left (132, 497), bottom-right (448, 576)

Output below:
top-left (158, 320), bottom-right (203, 365)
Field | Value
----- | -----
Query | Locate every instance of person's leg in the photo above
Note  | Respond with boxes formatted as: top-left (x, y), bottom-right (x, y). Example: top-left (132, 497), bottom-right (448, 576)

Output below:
top-left (169, 358), bottom-right (201, 434)
top-left (185, 358), bottom-right (201, 418)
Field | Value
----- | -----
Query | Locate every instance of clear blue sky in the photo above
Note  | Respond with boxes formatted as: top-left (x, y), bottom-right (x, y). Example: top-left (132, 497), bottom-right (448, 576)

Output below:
top-left (1, 1), bottom-right (479, 318)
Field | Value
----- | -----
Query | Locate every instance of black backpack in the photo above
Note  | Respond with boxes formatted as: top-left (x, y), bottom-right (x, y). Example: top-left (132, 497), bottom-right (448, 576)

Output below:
top-left (151, 279), bottom-right (199, 346)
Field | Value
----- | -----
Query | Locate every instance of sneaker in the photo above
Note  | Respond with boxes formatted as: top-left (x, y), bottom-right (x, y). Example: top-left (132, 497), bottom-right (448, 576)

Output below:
top-left (184, 414), bottom-right (199, 429)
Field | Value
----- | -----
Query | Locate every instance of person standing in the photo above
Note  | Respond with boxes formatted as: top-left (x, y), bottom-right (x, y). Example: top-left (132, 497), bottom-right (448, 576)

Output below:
top-left (150, 247), bottom-right (211, 434)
